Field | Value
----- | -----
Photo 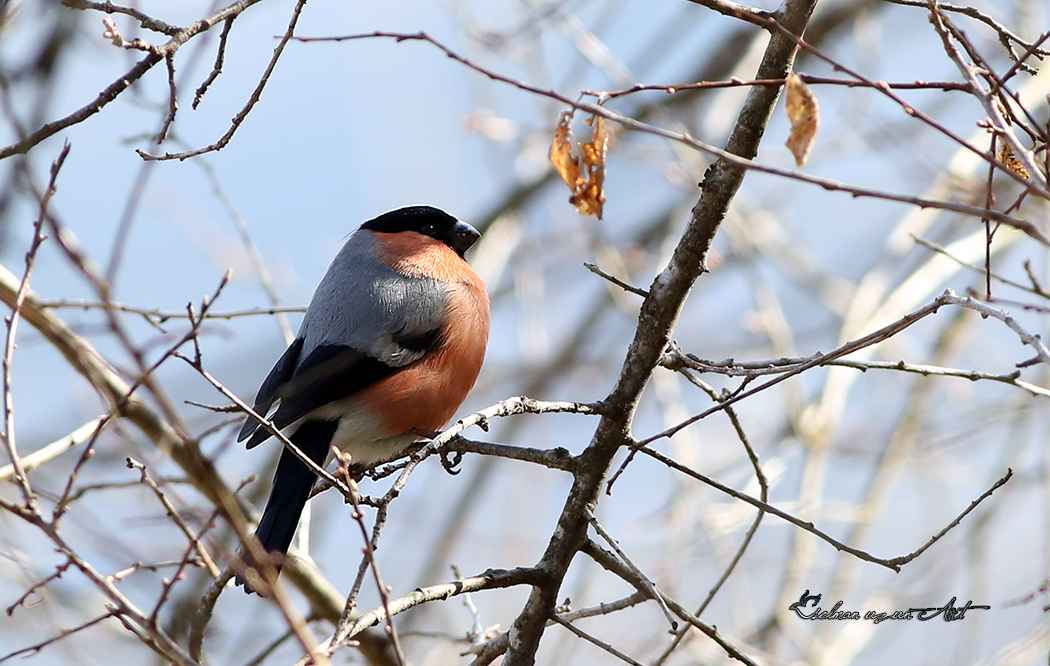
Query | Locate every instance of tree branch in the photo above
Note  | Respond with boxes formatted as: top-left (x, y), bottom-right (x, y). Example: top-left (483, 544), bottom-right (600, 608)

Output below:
top-left (498, 0), bottom-right (819, 662)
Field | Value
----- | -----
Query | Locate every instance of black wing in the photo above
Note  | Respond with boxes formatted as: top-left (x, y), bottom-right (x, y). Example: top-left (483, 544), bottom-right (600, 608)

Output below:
top-left (238, 338), bottom-right (304, 442)
top-left (243, 328), bottom-right (441, 450)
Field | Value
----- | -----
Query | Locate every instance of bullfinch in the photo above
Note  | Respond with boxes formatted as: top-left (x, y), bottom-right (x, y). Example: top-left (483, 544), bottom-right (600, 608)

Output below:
top-left (236, 206), bottom-right (489, 584)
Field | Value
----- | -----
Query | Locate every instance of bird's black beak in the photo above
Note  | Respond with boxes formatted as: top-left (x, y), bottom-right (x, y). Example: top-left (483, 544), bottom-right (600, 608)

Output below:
top-left (450, 220), bottom-right (481, 257)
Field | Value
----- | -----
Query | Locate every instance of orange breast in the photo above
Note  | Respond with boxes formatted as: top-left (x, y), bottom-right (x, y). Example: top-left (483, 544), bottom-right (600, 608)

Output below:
top-left (373, 231), bottom-right (478, 282)
top-left (363, 231), bottom-right (490, 433)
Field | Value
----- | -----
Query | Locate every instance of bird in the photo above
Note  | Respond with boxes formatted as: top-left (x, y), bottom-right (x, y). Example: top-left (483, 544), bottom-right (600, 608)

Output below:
top-left (236, 206), bottom-right (489, 589)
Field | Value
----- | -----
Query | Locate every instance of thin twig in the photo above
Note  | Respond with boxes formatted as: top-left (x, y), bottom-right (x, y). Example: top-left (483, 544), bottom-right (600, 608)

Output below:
top-left (181, 353), bottom-right (351, 495)
top-left (311, 567), bottom-right (547, 659)
top-left (588, 74), bottom-right (972, 102)
top-left (291, 30), bottom-right (1050, 243)
top-left (50, 416), bottom-right (109, 521)
top-left (671, 348), bottom-right (1050, 398)
top-left (40, 299), bottom-right (306, 322)
top-left (642, 446), bottom-right (1012, 570)
top-left (333, 449), bottom-right (406, 665)
top-left (157, 54), bottom-right (178, 142)
top-left (884, 468), bottom-right (1013, 567)
top-left (548, 614), bottom-right (645, 666)
top-left (581, 540), bottom-right (760, 666)
top-left (192, 157), bottom-right (296, 343)
top-left (926, 0), bottom-right (1047, 190)
top-left (651, 366), bottom-right (771, 665)
top-left (944, 293), bottom-right (1050, 365)
top-left (2, 0), bottom-right (270, 160)
top-left (107, 559), bottom-right (203, 583)
top-left (611, 290), bottom-right (957, 488)
top-left (193, 16), bottom-right (235, 109)
top-left (0, 255), bottom-right (326, 663)
top-left (60, 0), bottom-right (182, 36)
top-left (617, 289), bottom-right (1050, 488)
top-left (444, 438), bottom-right (578, 473)
top-left (126, 457), bottom-right (221, 577)
top-left (5, 560), bottom-right (72, 616)
top-left (583, 262), bottom-right (649, 296)
top-left (587, 512), bottom-right (677, 631)
top-left (139, 0), bottom-right (309, 161)
top-left (881, 0), bottom-right (1050, 60)
top-left (0, 416), bottom-right (107, 481)
top-left (0, 499), bottom-right (201, 665)
top-left (1, 143), bottom-right (69, 511)
top-left (0, 611), bottom-right (118, 663)
top-left (556, 591), bottom-right (648, 623)
top-left (911, 235), bottom-right (1038, 298)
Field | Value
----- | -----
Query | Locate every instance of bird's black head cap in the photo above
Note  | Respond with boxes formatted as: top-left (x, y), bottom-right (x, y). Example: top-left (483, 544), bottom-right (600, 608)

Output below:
top-left (361, 206), bottom-right (480, 258)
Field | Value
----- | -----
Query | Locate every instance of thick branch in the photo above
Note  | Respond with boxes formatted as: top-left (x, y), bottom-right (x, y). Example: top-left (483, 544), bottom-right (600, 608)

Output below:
top-left (499, 0), bottom-right (819, 663)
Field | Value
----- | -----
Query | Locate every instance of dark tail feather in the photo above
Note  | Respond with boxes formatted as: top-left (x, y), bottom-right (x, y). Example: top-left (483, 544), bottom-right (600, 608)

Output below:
top-left (238, 420), bottom-right (338, 592)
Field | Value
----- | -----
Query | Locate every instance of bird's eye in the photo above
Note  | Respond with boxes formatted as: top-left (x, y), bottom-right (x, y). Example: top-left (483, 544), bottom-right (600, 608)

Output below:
top-left (421, 224), bottom-right (437, 236)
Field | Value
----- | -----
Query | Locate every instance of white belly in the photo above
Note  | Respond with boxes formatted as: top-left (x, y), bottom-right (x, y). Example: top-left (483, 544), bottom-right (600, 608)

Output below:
top-left (292, 396), bottom-right (419, 467)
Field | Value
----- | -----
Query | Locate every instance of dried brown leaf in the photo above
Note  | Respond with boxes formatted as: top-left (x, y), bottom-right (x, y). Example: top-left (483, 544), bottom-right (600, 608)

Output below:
top-left (998, 143), bottom-right (1031, 179)
top-left (785, 73), bottom-right (819, 167)
top-left (572, 115), bottom-right (607, 219)
top-left (549, 111), bottom-right (607, 219)
top-left (550, 111), bottom-right (582, 192)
